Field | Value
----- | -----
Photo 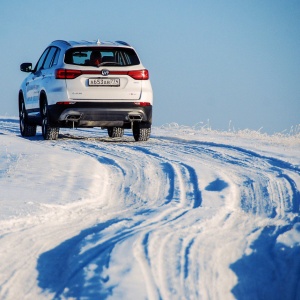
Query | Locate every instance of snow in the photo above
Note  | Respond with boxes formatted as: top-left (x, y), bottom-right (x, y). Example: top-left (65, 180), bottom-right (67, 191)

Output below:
top-left (0, 117), bottom-right (300, 300)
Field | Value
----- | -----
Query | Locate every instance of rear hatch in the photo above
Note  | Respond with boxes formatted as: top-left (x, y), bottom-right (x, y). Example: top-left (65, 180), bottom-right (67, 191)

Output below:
top-left (61, 46), bottom-right (146, 101)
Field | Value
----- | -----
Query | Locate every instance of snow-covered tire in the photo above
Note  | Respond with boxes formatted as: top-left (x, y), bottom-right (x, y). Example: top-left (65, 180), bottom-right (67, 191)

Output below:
top-left (19, 99), bottom-right (37, 137)
top-left (41, 100), bottom-right (59, 140)
top-left (107, 127), bottom-right (124, 138)
top-left (133, 122), bottom-right (151, 141)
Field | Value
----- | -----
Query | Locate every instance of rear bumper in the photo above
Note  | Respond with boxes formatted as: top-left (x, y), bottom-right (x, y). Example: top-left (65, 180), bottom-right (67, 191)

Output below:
top-left (48, 102), bottom-right (152, 127)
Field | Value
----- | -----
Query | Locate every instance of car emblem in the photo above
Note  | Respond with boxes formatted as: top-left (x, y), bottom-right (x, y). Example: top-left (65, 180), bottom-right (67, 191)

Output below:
top-left (101, 69), bottom-right (110, 76)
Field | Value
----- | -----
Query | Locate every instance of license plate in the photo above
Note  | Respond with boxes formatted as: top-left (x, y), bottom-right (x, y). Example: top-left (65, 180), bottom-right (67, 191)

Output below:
top-left (88, 78), bottom-right (120, 86)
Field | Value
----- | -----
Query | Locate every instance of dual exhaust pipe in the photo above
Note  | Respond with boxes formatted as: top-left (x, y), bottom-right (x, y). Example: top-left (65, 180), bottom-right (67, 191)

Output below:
top-left (63, 112), bottom-right (143, 124)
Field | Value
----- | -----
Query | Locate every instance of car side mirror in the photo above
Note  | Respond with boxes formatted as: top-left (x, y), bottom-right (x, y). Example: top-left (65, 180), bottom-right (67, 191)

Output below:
top-left (20, 63), bottom-right (32, 72)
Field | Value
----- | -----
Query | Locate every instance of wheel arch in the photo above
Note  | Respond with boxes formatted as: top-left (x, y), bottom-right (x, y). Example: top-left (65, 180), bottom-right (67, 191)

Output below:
top-left (18, 90), bottom-right (24, 111)
top-left (39, 90), bottom-right (47, 115)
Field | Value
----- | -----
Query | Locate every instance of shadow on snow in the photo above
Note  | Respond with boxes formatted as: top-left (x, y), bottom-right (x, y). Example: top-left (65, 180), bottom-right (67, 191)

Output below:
top-left (37, 219), bottom-right (130, 300)
top-left (230, 217), bottom-right (300, 300)
top-left (205, 178), bottom-right (229, 192)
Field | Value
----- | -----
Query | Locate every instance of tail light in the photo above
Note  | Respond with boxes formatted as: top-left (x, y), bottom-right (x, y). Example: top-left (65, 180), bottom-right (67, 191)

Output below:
top-left (134, 102), bottom-right (151, 106)
top-left (55, 68), bottom-right (149, 80)
top-left (127, 70), bottom-right (149, 80)
top-left (56, 101), bottom-right (76, 105)
top-left (55, 69), bottom-right (82, 79)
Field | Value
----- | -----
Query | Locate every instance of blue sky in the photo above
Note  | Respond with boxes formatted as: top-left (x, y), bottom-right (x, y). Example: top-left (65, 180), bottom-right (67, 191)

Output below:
top-left (1, 0), bottom-right (299, 133)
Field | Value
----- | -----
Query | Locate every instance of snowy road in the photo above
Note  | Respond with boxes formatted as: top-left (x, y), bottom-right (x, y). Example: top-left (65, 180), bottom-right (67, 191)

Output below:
top-left (0, 117), bottom-right (300, 300)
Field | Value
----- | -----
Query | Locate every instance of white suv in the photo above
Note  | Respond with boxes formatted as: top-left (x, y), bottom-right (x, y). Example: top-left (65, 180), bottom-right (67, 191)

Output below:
top-left (19, 39), bottom-right (153, 141)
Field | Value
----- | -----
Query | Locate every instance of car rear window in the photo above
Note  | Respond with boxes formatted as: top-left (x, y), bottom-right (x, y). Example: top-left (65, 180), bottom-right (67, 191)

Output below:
top-left (64, 47), bottom-right (140, 66)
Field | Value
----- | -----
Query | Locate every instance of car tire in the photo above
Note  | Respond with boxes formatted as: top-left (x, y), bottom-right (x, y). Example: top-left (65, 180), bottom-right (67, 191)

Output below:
top-left (19, 99), bottom-right (37, 137)
top-left (41, 99), bottom-right (59, 140)
top-left (132, 122), bottom-right (151, 141)
top-left (107, 127), bottom-right (124, 138)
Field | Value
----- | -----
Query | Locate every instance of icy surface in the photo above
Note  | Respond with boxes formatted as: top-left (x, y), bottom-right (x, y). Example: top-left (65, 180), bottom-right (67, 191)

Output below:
top-left (0, 117), bottom-right (300, 299)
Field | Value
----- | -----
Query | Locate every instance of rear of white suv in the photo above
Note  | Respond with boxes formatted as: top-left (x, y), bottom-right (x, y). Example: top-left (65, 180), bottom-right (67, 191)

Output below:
top-left (19, 40), bottom-right (153, 141)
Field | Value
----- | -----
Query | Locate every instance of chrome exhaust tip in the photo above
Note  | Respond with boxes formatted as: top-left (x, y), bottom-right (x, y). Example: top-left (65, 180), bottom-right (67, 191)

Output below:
top-left (65, 114), bottom-right (82, 122)
top-left (128, 113), bottom-right (143, 122)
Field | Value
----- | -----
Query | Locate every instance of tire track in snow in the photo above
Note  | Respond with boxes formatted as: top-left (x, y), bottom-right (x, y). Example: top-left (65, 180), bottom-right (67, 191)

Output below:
top-left (20, 133), bottom-right (300, 298)
top-left (126, 145), bottom-right (202, 209)
top-left (1, 120), bottom-right (300, 299)
top-left (33, 136), bottom-right (206, 298)
top-left (139, 136), bottom-right (300, 299)
top-left (153, 136), bottom-right (300, 218)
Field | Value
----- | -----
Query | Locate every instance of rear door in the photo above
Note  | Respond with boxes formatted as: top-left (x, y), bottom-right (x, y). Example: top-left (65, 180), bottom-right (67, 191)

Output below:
top-left (64, 47), bottom-right (142, 101)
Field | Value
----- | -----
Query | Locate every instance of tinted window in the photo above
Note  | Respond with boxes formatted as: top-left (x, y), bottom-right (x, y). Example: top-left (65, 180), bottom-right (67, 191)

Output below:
top-left (35, 48), bottom-right (50, 71)
top-left (64, 47), bottom-right (140, 66)
top-left (52, 48), bottom-right (61, 66)
top-left (43, 47), bottom-right (58, 69)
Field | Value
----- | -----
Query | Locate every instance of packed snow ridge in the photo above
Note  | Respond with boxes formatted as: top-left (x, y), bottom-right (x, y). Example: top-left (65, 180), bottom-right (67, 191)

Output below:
top-left (0, 117), bottom-right (300, 300)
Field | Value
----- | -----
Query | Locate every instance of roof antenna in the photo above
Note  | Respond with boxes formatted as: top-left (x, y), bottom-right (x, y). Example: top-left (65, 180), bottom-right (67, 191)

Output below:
top-left (97, 39), bottom-right (101, 45)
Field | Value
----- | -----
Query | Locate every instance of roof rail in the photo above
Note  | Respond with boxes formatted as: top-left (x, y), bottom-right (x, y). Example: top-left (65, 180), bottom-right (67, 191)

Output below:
top-left (115, 40), bottom-right (130, 46)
